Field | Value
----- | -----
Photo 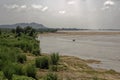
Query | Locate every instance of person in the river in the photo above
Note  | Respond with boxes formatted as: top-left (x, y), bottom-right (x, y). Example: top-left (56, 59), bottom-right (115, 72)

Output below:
top-left (73, 39), bottom-right (75, 42)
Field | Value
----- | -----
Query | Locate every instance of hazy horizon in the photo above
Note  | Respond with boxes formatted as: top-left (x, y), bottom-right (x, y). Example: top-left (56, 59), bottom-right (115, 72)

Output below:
top-left (0, 0), bottom-right (120, 29)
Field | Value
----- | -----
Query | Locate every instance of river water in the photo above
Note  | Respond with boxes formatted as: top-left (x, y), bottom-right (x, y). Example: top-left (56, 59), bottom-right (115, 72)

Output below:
top-left (39, 33), bottom-right (120, 72)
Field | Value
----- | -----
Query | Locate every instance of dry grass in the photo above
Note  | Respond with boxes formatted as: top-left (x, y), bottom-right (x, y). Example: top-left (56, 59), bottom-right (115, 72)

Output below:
top-left (57, 56), bottom-right (120, 80)
top-left (26, 54), bottom-right (120, 80)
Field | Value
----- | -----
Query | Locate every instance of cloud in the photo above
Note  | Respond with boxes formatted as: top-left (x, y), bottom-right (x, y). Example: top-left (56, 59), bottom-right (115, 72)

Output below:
top-left (104, 0), bottom-right (115, 6)
top-left (67, 0), bottom-right (76, 5)
top-left (31, 4), bottom-right (48, 12)
top-left (4, 4), bottom-right (48, 12)
top-left (4, 4), bottom-right (27, 10)
top-left (20, 5), bottom-right (27, 9)
top-left (59, 10), bottom-right (66, 14)
top-left (41, 6), bottom-right (48, 12)
top-left (102, 0), bottom-right (115, 10)
top-left (31, 4), bottom-right (42, 9)
top-left (4, 4), bottom-right (19, 9)
top-left (101, 6), bottom-right (110, 10)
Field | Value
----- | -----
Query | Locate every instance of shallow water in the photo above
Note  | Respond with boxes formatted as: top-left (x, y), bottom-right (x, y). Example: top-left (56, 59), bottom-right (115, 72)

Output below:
top-left (39, 34), bottom-right (120, 72)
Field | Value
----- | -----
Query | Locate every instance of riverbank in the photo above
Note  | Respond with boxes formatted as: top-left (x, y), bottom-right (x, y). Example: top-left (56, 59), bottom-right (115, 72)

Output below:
top-left (39, 31), bottom-right (120, 37)
top-left (57, 30), bottom-right (120, 35)
top-left (27, 53), bottom-right (120, 80)
top-left (1, 27), bottom-right (120, 80)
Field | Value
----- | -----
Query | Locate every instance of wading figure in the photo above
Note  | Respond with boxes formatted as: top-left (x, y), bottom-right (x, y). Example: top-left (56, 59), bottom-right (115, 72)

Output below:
top-left (73, 39), bottom-right (75, 42)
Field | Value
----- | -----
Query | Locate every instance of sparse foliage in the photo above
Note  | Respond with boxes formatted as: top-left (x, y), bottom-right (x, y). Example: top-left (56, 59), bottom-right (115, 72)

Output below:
top-left (44, 73), bottom-right (58, 80)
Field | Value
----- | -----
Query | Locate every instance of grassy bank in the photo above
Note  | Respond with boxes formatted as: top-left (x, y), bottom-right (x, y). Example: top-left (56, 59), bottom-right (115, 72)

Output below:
top-left (0, 27), bottom-right (120, 80)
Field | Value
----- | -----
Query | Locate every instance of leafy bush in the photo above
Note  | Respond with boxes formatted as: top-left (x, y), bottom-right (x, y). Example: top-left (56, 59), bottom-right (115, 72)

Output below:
top-left (26, 64), bottom-right (36, 79)
top-left (0, 27), bottom-right (41, 79)
top-left (44, 73), bottom-right (58, 80)
top-left (32, 49), bottom-right (41, 56)
top-left (12, 75), bottom-right (36, 80)
top-left (0, 71), bottom-right (5, 80)
top-left (3, 62), bottom-right (15, 80)
top-left (35, 56), bottom-right (49, 69)
top-left (0, 46), bottom-right (20, 63)
top-left (14, 64), bottom-right (23, 75)
top-left (24, 26), bottom-right (36, 37)
top-left (50, 53), bottom-right (59, 65)
top-left (0, 29), bottom-right (1, 35)
top-left (0, 60), bottom-right (3, 70)
top-left (17, 54), bottom-right (26, 63)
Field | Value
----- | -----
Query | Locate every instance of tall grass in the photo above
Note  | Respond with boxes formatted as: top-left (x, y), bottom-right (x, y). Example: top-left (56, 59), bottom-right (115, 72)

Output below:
top-left (50, 53), bottom-right (59, 65)
top-left (26, 64), bottom-right (36, 79)
top-left (3, 62), bottom-right (15, 80)
top-left (35, 56), bottom-right (49, 69)
top-left (12, 75), bottom-right (36, 80)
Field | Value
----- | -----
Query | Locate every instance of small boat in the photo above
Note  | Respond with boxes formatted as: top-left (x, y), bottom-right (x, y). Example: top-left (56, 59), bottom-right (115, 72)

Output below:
top-left (73, 39), bottom-right (75, 42)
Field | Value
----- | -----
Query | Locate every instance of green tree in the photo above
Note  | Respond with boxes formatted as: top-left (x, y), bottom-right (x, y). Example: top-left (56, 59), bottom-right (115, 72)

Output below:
top-left (0, 29), bottom-right (1, 35)
top-left (16, 26), bottom-right (24, 36)
top-left (11, 29), bottom-right (16, 33)
top-left (24, 26), bottom-right (35, 36)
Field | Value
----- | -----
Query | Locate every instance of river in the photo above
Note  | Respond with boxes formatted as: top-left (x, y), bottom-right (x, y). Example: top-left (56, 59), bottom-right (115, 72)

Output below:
top-left (39, 31), bottom-right (120, 72)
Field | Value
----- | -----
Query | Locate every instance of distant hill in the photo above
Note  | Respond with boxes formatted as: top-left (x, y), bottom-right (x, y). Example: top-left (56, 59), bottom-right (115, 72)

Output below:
top-left (0, 22), bottom-right (47, 29)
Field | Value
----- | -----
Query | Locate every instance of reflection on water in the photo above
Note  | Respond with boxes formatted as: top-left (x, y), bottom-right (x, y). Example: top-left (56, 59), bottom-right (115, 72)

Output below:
top-left (39, 34), bottom-right (120, 72)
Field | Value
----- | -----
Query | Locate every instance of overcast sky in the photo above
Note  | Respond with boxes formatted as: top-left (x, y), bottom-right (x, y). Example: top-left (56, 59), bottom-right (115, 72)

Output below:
top-left (0, 0), bottom-right (120, 29)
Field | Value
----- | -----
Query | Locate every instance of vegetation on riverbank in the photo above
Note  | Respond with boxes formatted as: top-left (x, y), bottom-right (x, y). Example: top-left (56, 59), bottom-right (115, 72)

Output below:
top-left (0, 27), bottom-right (120, 80)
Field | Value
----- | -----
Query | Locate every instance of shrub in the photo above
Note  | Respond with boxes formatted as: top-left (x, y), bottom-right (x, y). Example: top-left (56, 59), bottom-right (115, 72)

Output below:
top-left (50, 53), bottom-right (59, 65)
top-left (32, 49), bottom-right (41, 56)
top-left (0, 29), bottom-right (1, 35)
top-left (0, 71), bottom-right (5, 80)
top-left (35, 56), bottom-right (49, 69)
top-left (92, 76), bottom-right (99, 80)
top-left (0, 46), bottom-right (21, 63)
top-left (49, 65), bottom-right (58, 72)
top-left (44, 73), bottom-right (58, 80)
top-left (12, 75), bottom-right (36, 80)
top-left (11, 29), bottom-right (16, 34)
top-left (106, 69), bottom-right (116, 74)
top-left (14, 64), bottom-right (23, 75)
top-left (3, 62), bottom-right (15, 80)
top-left (17, 54), bottom-right (26, 63)
top-left (26, 64), bottom-right (36, 79)
top-left (0, 60), bottom-right (3, 70)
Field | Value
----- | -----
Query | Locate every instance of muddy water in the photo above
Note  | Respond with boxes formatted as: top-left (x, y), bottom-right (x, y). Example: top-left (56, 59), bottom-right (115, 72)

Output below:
top-left (39, 34), bottom-right (120, 72)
